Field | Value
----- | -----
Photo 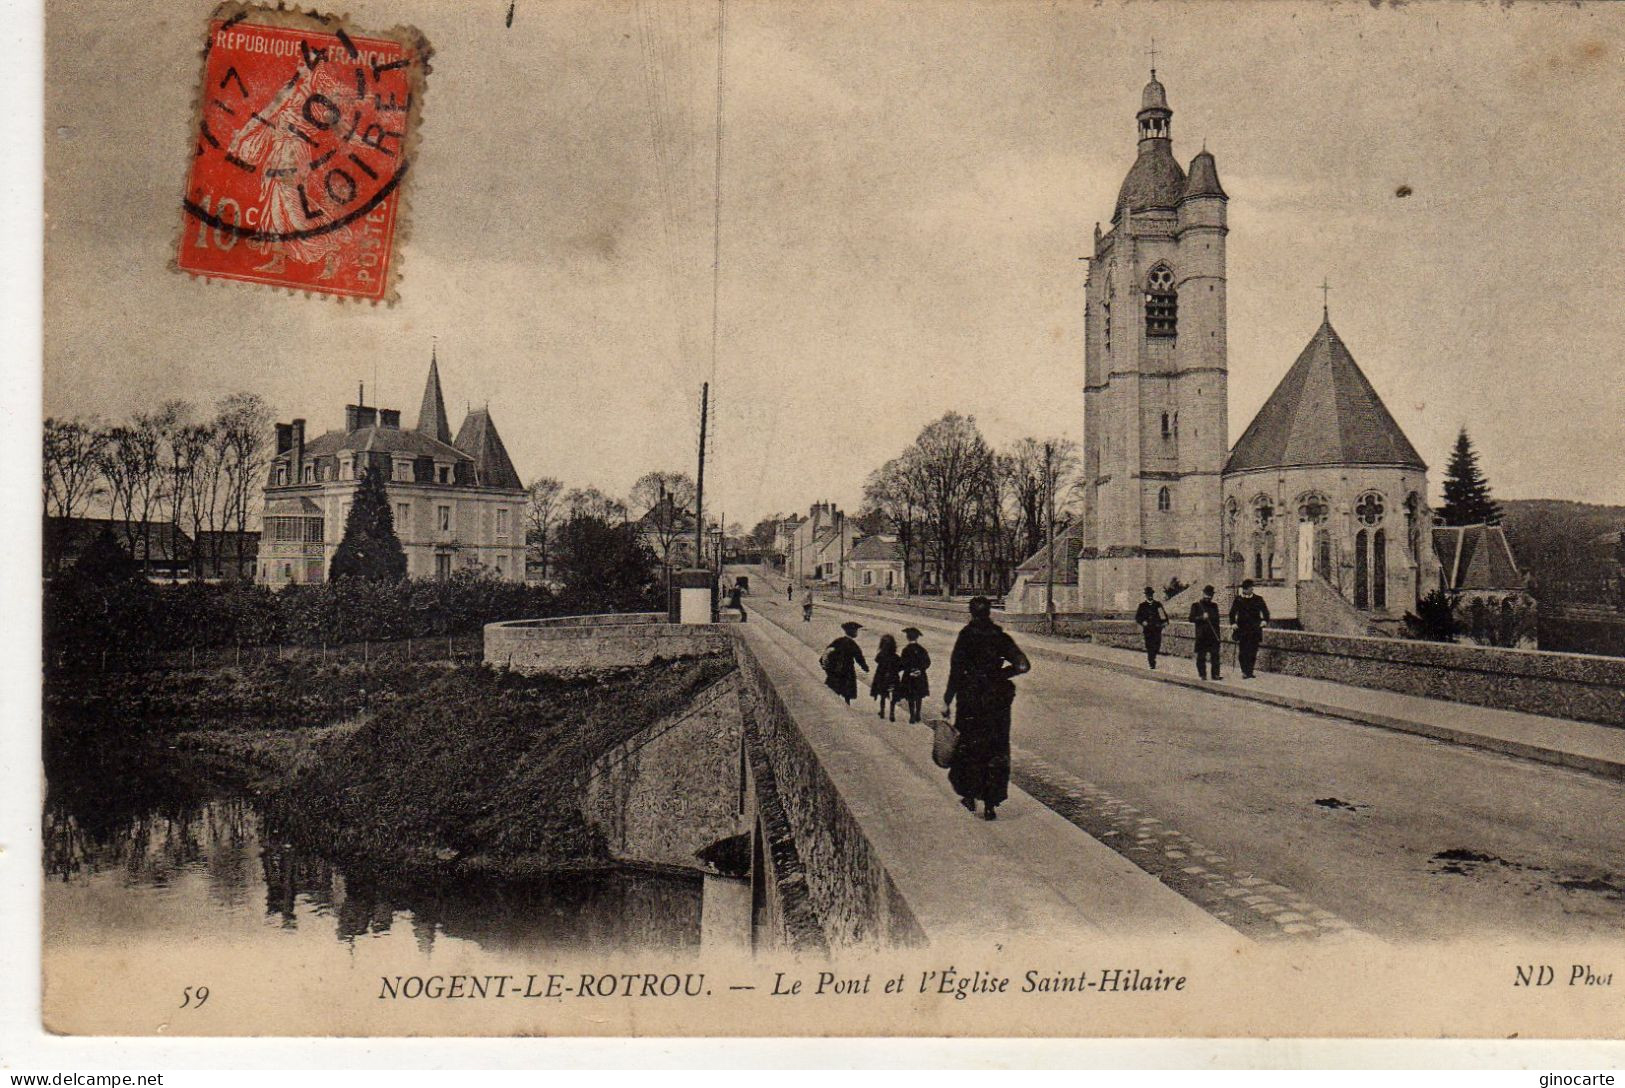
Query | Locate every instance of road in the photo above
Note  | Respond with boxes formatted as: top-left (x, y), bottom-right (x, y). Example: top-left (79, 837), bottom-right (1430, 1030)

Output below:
top-left (737, 571), bottom-right (1625, 941)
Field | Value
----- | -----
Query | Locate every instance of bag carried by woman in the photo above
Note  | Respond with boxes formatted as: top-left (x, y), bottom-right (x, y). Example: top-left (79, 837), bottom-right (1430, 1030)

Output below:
top-left (931, 714), bottom-right (960, 769)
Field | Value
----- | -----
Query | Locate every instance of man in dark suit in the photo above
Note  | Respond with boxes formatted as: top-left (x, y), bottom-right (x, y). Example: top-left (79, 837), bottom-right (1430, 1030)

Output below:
top-left (1228, 578), bottom-right (1271, 679)
top-left (1134, 586), bottom-right (1170, 669)
top-left (1188, 584), bottom-right (1223, 680)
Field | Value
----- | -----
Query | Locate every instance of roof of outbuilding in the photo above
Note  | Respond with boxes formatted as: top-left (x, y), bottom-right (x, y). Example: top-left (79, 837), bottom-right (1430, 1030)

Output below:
top-left (1014, 520), bottom-right (1086, 584)
top-left (1433, 524), bottom-right (1523, 591)
top-left (1225, 318), bottom-right (1426, 474)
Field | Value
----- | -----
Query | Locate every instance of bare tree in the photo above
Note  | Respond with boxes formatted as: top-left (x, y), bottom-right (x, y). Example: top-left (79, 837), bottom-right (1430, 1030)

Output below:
top-left (43, 417), bottom-right (108, 520)
top-left (906, 413), bottom-right (995, 595)
top-left (156, 401), bottom-right (202, 582)
top-left (1004, 436), bottom-right (1080, 561)
top-left (863, 454), bottom-right (925, 593)
top-left (564, 485), bottom-right (628, 523)
top-left (524, 476), bottom-right (564, 579)
top-left (628, 470), bottom-right (697, 571)
top-left (94, 416), bottom-right (165, 571)
top-left (216, 392), bottom-right (273, 579)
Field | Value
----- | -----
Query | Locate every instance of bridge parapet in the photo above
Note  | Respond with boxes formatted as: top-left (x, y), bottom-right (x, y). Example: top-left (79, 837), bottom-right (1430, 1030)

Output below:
top-left (485, 614), bottom-right (730, 671)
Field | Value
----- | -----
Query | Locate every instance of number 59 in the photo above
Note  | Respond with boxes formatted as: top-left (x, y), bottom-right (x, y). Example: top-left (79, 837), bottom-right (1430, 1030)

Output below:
top-left (180, 985), bottom-right (210, 1009)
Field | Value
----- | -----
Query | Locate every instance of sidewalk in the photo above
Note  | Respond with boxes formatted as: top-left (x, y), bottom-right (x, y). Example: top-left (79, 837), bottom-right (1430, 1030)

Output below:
top-left (807, 592), bottom-right (1625, 783)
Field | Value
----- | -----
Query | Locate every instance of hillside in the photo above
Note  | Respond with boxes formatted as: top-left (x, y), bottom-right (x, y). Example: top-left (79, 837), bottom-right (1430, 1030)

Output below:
top-left (1498, 499), bottom-right (1624, 608)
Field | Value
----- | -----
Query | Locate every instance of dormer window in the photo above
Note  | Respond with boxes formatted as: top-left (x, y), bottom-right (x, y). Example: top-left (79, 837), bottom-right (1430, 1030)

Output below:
top-left (275, 464), bottom-right (288, 486)
top-left (437, 464), bottom-right (450, 484)
top-left (302, 463), bottom-right (314, 483)
top-left (1145, 265), bottom-right (1177, 338)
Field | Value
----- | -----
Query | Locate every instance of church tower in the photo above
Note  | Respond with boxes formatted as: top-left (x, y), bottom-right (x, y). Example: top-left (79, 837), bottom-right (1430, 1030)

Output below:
top-left (1078, 69), bottom-right (1229, 612)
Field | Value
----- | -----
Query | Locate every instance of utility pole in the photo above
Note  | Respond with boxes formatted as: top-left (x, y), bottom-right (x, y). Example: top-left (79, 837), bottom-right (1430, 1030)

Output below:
top-left (838, 508), bottom-right (846, 601)
top-left (1044, 440), bottom-right (1056, 636)
top-left (694, 381), bottom-right (708, 565)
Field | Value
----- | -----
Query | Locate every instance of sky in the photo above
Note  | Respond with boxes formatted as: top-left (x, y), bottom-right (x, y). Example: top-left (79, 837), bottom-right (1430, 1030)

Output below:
top-left (43, 0), bottom-right (1625, 528)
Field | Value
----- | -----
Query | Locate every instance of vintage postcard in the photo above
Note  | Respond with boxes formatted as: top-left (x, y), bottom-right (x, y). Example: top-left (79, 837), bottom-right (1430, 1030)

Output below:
top-left (35, 0), bottom-right (1625, 1043)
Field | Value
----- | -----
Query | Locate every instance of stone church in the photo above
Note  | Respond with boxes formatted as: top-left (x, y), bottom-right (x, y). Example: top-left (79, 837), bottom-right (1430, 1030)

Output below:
top-left (1074, 71), bottom-right (1438, 626)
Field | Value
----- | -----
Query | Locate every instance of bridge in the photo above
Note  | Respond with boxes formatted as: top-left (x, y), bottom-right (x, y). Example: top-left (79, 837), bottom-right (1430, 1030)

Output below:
top-left (485, 568), bottom-right (1625, 952)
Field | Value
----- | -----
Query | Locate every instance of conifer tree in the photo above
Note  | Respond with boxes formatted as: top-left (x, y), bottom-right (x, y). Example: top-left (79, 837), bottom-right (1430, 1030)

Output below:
top-left (1439, 428), bottom-right (1502, 526)
top-left (330, 465), bottom-right (408, 582)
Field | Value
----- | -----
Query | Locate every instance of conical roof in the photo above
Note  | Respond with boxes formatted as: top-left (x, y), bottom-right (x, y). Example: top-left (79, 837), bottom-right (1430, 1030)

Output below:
top-left (1116, 142), bottom-right (1186, 216)
top-left (454, 408), bottom-right (523, 491)
top-left (1225, 318), bottom-right (1426, 474)
top-left (417, 355), bottom-right (453, 444)
top-left (1183, 149), bottom-right (1226, 200)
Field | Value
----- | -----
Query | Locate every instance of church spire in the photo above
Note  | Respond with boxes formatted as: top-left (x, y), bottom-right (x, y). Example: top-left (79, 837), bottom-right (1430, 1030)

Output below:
top-left (416, 343), bottom-right (453, 445)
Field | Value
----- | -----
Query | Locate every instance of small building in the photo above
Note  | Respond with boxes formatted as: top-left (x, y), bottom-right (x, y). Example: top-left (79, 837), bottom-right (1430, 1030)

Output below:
top-left (1432, 522), bottom-right (1536, 647)
top-left (842, 534), bottom-right (904, 595)
top-left (44, 516), bottom-right (194, 581)
top-left (258, 354), bottom-right (527, 586)
top-left (1007, 522), bottom-right (1086, 613)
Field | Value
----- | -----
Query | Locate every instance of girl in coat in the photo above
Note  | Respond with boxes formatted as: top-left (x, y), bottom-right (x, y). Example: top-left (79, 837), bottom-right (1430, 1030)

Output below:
top-left (869, 634), bottom-right (902, 720)
top-left (896, 627), bottom-right (932, 724)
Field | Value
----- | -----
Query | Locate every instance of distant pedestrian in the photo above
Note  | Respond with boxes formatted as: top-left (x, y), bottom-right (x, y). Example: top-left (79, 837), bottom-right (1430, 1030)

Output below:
top-left (1189, 584), bottom-right (1223, 680)
top-left (728, 583), bottom-right (747, 623)
top-left (870, 633), bottom-right (901, 720)
top-left (1229, 578), bottom-right (1271, 679)
top-left (787, 583), bottom-right (794, 602)
top-left (943, 596), bottom-right (1030, 821)
top-left (820, 620), bottom-right (868, 704)
top-left (1135, 586), bottom-right (1169, 669)
top-left (897, 626), bottom-right (932, 724)
top-left (802, 588), bottom-right (814, 622)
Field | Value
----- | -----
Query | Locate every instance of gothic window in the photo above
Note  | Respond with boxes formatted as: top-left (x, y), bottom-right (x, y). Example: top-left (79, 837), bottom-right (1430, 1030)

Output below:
top-left (1160, 412), bottom-right (1171, 440)
top-left (1373, 529), bottom-right (1388, 610)
top-left (1296, 493), bottom-right (1330, 524)
top-left (1356, 491), bottom-right (1386, 526)
top-left (1101, 273), bottom-right (1113, 355)
top-left (1252, 495), bottom-right (1274, 532)
top-left (1404, 491), bottom-right (1424, 560)
top-left (1157, 486), bottom-right (1171, 512)
top-left (1145, 265), bottom-right (1177, 338)
top-left (1355, 529), bottom-right (1370, 609)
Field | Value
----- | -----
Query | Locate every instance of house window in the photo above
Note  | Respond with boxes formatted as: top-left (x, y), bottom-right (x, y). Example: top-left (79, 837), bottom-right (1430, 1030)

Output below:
top-left (275, 465), bottom-right (288, 486)
top-left (394, 459), bottom-right (412, 482)
top-left (304, 517), bottom-right (323, 543)
top-left (395, 503), bottom-right (410, 532)
top-left (437, 465), bottom-right (450, 484)
top-left (435, 553), bottom-right (451, 581)
top-left (1157, 487), bottom-right (1171, 512)
top-left (438, 505), bottom-right (451, 532)
top-left (496, 508), bottom-right (510, 539)
top-left (1145, 264), bottom-right (1177, 338)
top-left (496, 554), bottom-right (508, 576)
top-left (302, 463), bottom-right (314, 483)
top-left (863, 570), bottom-right (873, 586)
top-left (341, 458), bottom-right (354, 480)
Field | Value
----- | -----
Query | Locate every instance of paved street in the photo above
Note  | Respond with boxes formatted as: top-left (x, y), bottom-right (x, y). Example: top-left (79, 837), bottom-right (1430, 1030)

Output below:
top-left (741, 575), bottom-right (1625, 941)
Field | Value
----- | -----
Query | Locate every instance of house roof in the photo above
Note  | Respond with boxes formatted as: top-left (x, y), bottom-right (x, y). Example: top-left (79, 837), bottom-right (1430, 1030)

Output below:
top-left (848, 535), bottom-right (900, 562)
top-left (1225, 318), bottom-right (1426, 474)
top-left (453, 408), bottom-right (524, 490)
top-left (1014, 521), bottom-right (1086, 584)
top-left (300, 425), bottom-right (467, 462)
top-left (1433, 524), bottom-right (1523, 591)
top-left (417, 355), bottom-right (453, 444)
top-left (266, 496), bottom-right (324, 517)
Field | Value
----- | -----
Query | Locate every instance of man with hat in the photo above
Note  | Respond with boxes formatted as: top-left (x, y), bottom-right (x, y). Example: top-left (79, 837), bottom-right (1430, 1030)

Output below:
top-left (896, 626), bottom-right (932, 724)
top-left (943, 596), bottom-right (1030, 821)
top-left (821, 620), bottom-right (869, 704)
top-left (1188, 584), bottom-right (1223, 680)
top-left (1134, 585), bottom-right (1170, 669)
top-left (1228, 578), bottom-right (1271, 679)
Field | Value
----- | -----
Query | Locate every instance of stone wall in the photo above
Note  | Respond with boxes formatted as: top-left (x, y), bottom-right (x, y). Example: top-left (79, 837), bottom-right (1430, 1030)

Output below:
top-left (732, 636), bottom-right (925, 949)
top-left (484, 614), bottom-right (730, 671)
top-left (577, 673), bottom-right (746, 873)
top-left (1091, 620), bottom-right (1625, 727)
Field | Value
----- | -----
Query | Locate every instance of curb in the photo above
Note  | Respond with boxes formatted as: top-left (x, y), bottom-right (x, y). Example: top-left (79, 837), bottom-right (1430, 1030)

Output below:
top-left (817, 598), bottom-right (1625, 784)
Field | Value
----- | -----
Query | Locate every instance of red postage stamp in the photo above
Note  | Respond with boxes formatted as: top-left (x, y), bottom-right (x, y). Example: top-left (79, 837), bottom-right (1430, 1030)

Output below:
top-left (175, 3), bottom-right (430, 302)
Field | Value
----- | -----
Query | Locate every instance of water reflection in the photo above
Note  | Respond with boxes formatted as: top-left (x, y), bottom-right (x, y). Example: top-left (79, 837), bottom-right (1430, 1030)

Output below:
top-left (44, 726), bottom-right (704, 956)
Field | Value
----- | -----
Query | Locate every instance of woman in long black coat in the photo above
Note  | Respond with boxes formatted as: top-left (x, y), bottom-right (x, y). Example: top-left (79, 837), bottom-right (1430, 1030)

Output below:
top-left (822, 621), bottom-right (869, 704)
top-left (942, 598), bottom-right (1030, 820)
top-left (895, 626), bottom-right (931, 724)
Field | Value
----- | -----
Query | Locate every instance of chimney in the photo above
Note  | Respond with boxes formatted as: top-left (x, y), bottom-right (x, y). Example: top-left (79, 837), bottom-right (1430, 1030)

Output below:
top-left (379, 408), bottom-right (401, 429)
top-left (275, 422), bottom-right (292, 455)
top-left (358, 406), bottom-right (378, 429)
top-left (345, 405), bottom-right (362, 432)
top-left (291, 419), bottom-right (306, 485)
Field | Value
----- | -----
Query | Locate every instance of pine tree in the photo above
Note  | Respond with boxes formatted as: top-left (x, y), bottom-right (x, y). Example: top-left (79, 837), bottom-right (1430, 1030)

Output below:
top-left (330, 465), bottom-right (408, 582)
top-left (1440, 428), bottom-right (1502, 526)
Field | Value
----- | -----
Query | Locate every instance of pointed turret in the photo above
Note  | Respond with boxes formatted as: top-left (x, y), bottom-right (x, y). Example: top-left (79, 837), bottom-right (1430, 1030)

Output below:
top-left (454, 408), bottom-right (524, 490)
top-left (1183, 148), bottom-right (1226, 201)
top-left (416, 348), bottom-right (453, 445)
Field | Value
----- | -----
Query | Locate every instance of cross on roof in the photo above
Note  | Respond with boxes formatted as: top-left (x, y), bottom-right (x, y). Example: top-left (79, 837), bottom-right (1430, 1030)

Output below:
top-left (1148, 38), bottom-right (1158, 75)
top-left (1319, 277), bottom-right (1331, 317)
